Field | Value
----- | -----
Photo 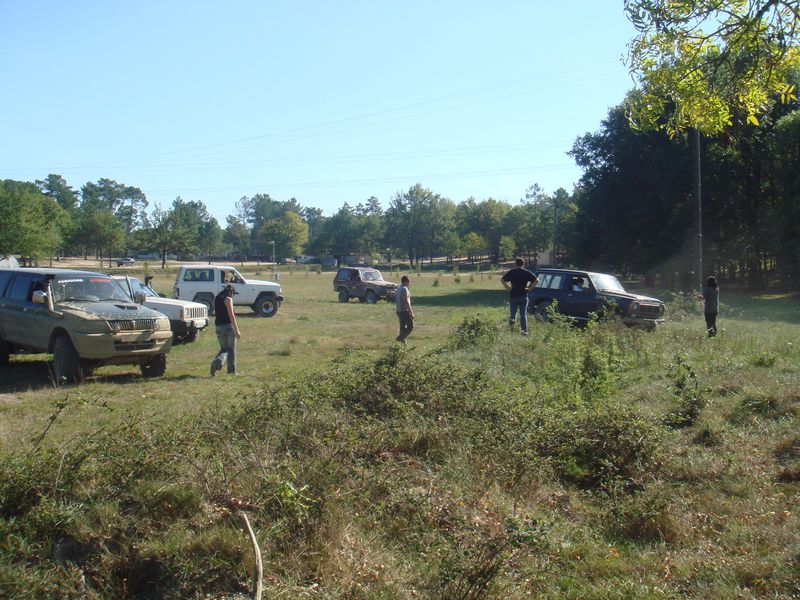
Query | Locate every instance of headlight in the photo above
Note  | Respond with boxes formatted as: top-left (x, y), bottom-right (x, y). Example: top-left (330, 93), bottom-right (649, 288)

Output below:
top-left (628, 302), bottom-right (639, 316)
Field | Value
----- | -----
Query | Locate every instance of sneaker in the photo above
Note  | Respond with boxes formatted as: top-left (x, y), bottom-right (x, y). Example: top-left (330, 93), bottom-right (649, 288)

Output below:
top-left (210, 363), bottom-right (217, 377)
top-left (521, 330), bottom-right (528, 336)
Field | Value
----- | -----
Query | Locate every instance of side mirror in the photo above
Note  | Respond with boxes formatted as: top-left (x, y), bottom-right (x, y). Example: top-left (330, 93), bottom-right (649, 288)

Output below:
top-left (32, 290), bottom-right (48, 305)
top-left (134, 292), bottom-right (146, 305)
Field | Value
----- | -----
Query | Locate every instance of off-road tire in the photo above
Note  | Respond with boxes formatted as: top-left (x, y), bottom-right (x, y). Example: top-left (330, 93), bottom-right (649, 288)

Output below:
top-left (0, 336), bottom-right (10, 366)
top-left (176, 328), bottom-right (199, 344)
top-left (194, 293), bottom-right (215, 315)
top-left (253, 294), bottom-right (279, 318)
top-left (338, 288), bottom-right (349, 303)
top-left (365, 289), bottom-right (378, 304)
top-left (53, 335), bottom-right (82, 385)
top-left (140, 353), bottom-right (167, 377)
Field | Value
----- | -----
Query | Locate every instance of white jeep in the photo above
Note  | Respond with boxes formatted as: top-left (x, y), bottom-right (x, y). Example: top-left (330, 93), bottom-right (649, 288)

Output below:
top-left (173, 265), bottom-right (283, 318)
top-left (113, 275), bottom-right (208, 344)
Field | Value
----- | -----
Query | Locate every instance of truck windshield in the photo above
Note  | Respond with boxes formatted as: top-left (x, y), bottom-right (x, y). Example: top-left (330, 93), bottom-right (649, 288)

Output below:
top-left (53, 276), bottom-right (132, 303)
top-left (361, 270), bottom-right (383, 282)
top-left (590, 274), bottom-right (625, 293)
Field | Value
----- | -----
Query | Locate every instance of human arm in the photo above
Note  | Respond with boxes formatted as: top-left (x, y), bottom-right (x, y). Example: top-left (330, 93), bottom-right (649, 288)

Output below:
top-left (402, 289), bottom-right (414, 319)
top-left (225, 296), bottom-right (241, 338)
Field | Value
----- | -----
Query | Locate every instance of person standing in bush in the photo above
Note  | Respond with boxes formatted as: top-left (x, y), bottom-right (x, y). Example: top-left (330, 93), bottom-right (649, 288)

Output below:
top-left (702, 276), bottom-right (719, 337)
top-left (395, 275), bottom-right (414, 343)
top-left (210, 284), bottom-right (241, 375)
top-left (501, 257), bottom-right (538, 335)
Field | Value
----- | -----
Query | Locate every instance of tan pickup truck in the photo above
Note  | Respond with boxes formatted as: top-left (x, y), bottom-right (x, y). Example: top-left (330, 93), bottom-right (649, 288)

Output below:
top-left (0, 268), bottom-right (172, 383)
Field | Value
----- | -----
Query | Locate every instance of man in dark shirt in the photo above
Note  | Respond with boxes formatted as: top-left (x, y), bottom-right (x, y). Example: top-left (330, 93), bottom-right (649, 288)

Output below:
top-left (501, 258), bottom-right (537, 335)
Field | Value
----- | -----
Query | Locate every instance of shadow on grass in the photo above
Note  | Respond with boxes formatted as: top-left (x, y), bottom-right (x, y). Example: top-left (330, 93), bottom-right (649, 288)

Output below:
top-left (413, 288), bottom-right (505, 308)
top-left (0, 359), bottom-right (197, 393)
top-left (724, 291), bottom-right (800, 324)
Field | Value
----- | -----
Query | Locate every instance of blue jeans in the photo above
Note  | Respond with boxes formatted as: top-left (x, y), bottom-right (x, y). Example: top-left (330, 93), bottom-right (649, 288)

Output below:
top-left (212, 324), bottom-right (237, 374)
top-left (509, 296), bottom-right (529, 332)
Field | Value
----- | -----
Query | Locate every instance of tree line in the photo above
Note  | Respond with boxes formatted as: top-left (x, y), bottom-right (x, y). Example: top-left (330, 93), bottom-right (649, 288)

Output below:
top-left (2, 97), bottom-right (799, 289)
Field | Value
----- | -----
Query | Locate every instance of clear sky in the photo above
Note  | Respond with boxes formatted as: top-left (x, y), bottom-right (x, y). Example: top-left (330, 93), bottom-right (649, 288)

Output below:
top-left (1, 1), bottom-right (638, 223)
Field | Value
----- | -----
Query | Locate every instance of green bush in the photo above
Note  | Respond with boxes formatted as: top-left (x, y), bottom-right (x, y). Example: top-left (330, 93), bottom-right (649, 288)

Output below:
top-left (451, 314), bottom-right (500, 349)
top-left (663, 353), bottom-right (706, 428)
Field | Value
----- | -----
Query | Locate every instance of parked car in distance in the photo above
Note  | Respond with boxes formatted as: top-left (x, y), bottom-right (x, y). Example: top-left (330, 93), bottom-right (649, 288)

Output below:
top-left (112, 275), bottom-right (208, 344)
top-left (0, 268), bottom-right (172, 383)
top-left (116, 257), bottom-right (136, 267)
top-left (173, 265), bottom-right (283, 317)
top-left (527, 268), bottom-right (666, 329)
top-left (333, 267), bottom-right (398, 304)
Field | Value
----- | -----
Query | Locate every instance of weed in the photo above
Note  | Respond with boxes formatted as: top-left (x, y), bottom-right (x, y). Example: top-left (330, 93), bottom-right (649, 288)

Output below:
top-left (663, 353), bottom-right (706, 428)
top-left (751, 351), bottom-right (777, 367)
top-left (450, 314), bottom-right (500, 348)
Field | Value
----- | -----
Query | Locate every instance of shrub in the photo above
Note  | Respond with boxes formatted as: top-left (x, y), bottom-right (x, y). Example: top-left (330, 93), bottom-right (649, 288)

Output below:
top-left (451, 314), bottom-right (500, 349)
top-left (538, 403), bottom-right (661, 489)
top-left (663, 353), bottom-right (706, 428)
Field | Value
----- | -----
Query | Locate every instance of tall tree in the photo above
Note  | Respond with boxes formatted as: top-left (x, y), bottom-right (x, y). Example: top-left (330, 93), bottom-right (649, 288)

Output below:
top-left (80, 179), bottom-right (147, 255)
top-left (625, 0), bottom-right (800, 135)
top-left (0, 180), bottom-right (66, 259)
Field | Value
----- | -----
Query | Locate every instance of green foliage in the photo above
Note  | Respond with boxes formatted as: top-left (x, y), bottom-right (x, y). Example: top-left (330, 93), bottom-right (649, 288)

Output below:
top-left (538, 403), bottom-right (661, 489)
top-left (0, 179), bottom-right (68, 257)
top-left (450, 314), bottom-right (500, 348)
top-left (663, 353), bottom-right (707, 427)
top-left (625, 0), bottom-right (800, 135)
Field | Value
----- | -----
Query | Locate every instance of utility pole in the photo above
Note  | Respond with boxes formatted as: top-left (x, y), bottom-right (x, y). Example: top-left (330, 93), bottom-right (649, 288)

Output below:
top-left (270, 240), bottom-right (276, 280)
top-left (552, 198), bottom-right (558, 267)
top-left (694, 129), bottom-right (703, 290)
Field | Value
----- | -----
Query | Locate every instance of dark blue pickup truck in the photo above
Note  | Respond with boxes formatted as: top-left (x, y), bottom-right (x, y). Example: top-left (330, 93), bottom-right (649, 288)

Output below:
top-left (527, 268), bottom-right (665, 330)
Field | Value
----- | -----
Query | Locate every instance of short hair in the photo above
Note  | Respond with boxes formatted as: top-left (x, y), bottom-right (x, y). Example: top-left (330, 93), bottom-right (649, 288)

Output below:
top-left (706, 276), bottom-right (717, 287)
top-left (515, 258), bottom-right (524, 267)
top-left (401, 275), bottom-right (410, 284)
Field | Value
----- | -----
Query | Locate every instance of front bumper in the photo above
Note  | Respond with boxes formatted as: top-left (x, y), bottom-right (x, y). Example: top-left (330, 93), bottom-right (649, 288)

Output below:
top-left (71, 329), bottom-right (173, 362)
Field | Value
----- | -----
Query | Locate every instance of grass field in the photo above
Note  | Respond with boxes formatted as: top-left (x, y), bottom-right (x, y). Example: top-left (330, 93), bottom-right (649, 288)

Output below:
top-left (0, 265), bottom-right (513, 447)
top-left (1, 264), bottom-right (799, 598)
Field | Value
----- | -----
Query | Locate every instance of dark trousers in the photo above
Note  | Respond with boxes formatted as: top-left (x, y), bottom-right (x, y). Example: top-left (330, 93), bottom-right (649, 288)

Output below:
top-left (704, 312), bottom-right (717, 337)
top-left (396, 311), bottom-right (414, 343)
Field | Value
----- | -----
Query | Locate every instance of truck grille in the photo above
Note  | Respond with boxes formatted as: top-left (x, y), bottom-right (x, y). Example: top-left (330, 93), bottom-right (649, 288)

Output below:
top-left (638, 304), bottom-right (664, 318)
top-left (186, 307), bottom-right (207, 320)
top-left (108, 319), bottom-right (157, 331)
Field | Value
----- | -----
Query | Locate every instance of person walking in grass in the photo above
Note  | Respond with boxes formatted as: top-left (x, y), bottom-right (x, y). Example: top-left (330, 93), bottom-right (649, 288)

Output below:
top-left (501, 257), bottom-right (538, 335)
top-left (702, 275), bottom-right (719, 337)
top-left (395, 275), bottom-right (414, 343)
top-left (210, 284), bottom-right (241, 376)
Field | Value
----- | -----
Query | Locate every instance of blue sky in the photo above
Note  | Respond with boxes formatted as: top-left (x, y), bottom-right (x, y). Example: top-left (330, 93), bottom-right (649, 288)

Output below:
top-left (1, 1), bottom-right (637, 222)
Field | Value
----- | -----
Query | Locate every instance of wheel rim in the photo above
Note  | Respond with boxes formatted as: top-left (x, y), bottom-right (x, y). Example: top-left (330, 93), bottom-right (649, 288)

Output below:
top-left (259, 300), bottom-right (275, 316)
top-left (366, 291), bottom-right (376, 303)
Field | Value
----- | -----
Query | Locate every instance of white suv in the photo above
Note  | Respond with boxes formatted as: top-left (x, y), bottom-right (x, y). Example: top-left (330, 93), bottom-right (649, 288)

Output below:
top-left (113, 276), bottom-right (208, 343)
top-left (173, 265), bottom-right (283, 317)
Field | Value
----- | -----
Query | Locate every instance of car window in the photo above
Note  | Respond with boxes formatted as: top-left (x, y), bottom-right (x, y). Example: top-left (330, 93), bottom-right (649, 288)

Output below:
top-left (362, 270), bottom-right (383, 282)
top-left (536, 274), bottom-right (564, 290)
top-left (7, 274), bottom-right (35, 301)
top-left (183, 269), bottom-right (215, 282)
top-left (221, 270), bottom-right (245, 284)
top-left (130, 278), bottom-right (158, 298)
top-left (52, 276), bottom-right (131, 303)
top-left (590, 274), bottom-right (625, 292)
top-left (0, 271), bottom-right (14, 297)
top-left (335, 269), bottom-right (349, 279)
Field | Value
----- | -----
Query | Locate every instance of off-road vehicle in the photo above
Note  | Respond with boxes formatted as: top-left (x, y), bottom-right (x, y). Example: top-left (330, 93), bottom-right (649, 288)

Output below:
top-left (527, 268), bottom-right (665, 329)
top-left (173, 265), bottom-right (283, 317)
top-left (112, 275), bottom-right (208, 344)
top-left (0, 268), bottom-right (173, 383)
top-left (333, 267), bottom-right (398, 303)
